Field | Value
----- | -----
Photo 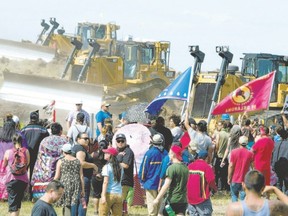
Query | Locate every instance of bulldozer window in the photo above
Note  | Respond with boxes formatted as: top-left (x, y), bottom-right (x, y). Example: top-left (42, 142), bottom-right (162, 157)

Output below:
top-left (257, 59), bottom-right (273, 77)
top-left (278, 64), bottom-right (288, 83)
top-left (94, 25), bottom-right (106, 39)
top-left (141, 47), bottom-right (154, 64)
top-left (124, 46), bottom-right (137, 79)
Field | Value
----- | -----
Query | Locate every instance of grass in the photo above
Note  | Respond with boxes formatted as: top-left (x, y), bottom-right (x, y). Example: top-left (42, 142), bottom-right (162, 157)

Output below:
top-left (0, 193), bottom-right (230, 216)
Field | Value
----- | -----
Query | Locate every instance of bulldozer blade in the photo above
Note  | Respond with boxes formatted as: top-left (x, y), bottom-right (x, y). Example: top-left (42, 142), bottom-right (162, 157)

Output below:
top-left (0, 71), bottom-right (104, 112)
top-left (0, 38), bottom-right (55, 62)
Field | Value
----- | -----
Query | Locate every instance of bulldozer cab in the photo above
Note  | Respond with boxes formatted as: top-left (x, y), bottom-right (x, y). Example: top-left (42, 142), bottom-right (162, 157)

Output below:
top-left (77, 22), bottom-right (119, 53)
top-left (241, 53), bottom-right (288, 107)
top-left (119, 41), bottom-right (173, 82)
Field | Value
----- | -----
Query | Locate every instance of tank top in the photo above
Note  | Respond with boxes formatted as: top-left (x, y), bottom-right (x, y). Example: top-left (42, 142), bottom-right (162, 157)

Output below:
top-left (241, 199), bottom-right (270, 216)
top-left (5, 148), bottom-right (29, 184)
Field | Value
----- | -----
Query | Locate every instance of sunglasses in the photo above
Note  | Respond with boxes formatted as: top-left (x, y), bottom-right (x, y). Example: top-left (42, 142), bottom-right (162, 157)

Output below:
top-left (81, 137), bottom-right (90, 141)
top-left (117, 139), bottom-right (125, 143)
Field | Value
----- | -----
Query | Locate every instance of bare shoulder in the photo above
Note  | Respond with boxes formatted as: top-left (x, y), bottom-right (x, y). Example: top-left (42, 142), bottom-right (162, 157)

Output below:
top-left (269, 200), bottom-right (288, 216)
top-left (226, 202), bottom-right (243, 216)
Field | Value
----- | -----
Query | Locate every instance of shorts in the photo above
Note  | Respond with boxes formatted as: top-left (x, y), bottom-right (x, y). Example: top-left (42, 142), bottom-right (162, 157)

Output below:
top-left (163, 202), bottom-right (187, 215)
top-left (91, 175), bottom-right (103, 198)
top-left (6, 180), bottom-right (28, 212)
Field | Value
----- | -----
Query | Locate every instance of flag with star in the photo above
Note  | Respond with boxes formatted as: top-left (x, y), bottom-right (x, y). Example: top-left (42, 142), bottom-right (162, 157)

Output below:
top-left (145, 67), bottom-right (193, 115)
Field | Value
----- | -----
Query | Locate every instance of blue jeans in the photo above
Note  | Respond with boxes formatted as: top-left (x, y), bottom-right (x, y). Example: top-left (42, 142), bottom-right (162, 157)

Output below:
top-left (187, 199), bottom-right (213, 216)
top-left (71, 177), bottom-right (91, 216)
top-left (230, 182), bottom-right (245, 202)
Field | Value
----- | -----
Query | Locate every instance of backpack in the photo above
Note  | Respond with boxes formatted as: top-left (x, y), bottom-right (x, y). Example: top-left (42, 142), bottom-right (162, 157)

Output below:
top-left (10, 148), bottom-right (28, 176)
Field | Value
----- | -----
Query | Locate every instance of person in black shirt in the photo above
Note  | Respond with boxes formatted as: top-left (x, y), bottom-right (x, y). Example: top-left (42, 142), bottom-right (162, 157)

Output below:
top-left (31, 180), bottom-right (64, 216)
top-left (115, 133), bottom-right (135, 214)
top-left (72, 132), bottom-right (98, 216)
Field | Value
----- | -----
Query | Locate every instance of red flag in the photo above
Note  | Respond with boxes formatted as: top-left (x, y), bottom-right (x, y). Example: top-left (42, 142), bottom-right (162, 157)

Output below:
top-left (212, 71), bottom-right (276, 115)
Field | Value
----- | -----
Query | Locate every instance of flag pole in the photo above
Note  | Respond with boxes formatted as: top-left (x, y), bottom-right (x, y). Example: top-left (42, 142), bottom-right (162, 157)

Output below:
top-left (264, 71), bottom-right (277, 120)
top-left (181, 67), bottom-right (193, 118)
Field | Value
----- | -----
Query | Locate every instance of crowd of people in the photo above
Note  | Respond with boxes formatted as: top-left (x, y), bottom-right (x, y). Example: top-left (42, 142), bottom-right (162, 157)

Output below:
top-left (1, 99), bottom-right (288, 216)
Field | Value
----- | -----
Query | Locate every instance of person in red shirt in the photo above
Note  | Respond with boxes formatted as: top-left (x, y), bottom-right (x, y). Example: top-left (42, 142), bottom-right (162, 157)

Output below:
top-left (252, 126), bottom-right (274, 185)
top-left (228, 136), bottom-right (254, 202)
top-left (187, 150), bottom-right (217, 216)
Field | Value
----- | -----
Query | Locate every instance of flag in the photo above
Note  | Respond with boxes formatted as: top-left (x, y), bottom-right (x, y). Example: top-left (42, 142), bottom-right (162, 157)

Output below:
top-left (212, 71), bottom-right (276, 115)
top-left (145, 67), bottom-right (193, 115)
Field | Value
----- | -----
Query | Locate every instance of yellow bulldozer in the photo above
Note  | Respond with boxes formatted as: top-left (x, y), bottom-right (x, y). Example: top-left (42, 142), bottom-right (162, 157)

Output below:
top-left (0, 20), bottom-right (176, 117)
top-left (60, 37), bottom-right (175, 102)
top-left (35, 17), bottom-right (120, 58)
top-left (187, 46), bottom-right (288, 129)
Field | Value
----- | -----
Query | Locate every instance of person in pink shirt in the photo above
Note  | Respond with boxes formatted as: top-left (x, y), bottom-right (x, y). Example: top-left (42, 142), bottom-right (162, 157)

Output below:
top-left (228, 136), bottom-right (254, 202)
top-left (252, 126), bottom-right (274, 185)
top-left (186, 150), bottom-right (217, 216)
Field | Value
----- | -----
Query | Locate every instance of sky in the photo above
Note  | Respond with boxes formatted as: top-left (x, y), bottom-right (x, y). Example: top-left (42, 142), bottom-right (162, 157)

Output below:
top-left (1, 0), bottom-right (288, 72)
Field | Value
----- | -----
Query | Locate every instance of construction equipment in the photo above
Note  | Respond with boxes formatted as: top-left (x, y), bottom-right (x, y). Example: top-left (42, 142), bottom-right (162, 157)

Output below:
top-left (36, 18), bottom-right (120, 57)
top-left (0, 18), bottom-right (120, 62)
top-left (188, 48), bottom-right (288, 128)
top-left (0, 22), bottom-right (175, 118)
top-left (188, 46), bottom-right (244, 125)
top-left (61, 37), bottom-right (176, 102)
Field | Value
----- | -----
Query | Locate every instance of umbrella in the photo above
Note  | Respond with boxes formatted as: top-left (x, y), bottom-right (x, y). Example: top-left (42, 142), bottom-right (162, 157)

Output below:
top-left (113, 123), bottom-right (151, 173)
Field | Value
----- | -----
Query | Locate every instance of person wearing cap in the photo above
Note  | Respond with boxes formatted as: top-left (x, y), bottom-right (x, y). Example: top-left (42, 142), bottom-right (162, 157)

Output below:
top-left (95, 101), bottom-right (112, 138)
top-left (66, 99), bottom-right (90, 130)
top-left (54, 143), bottom-right (85, 215)
top-left (139, 134), bottom-right (168, 216)
top-left (228, 136), bottom-right (254, 202)
top-left (99, 147), bottom-right (123, 216)
top-left (67, 112), bottom-right (93, 146)
top-left (184, 109), bottom-right (213, 164)
top-left (251, 126), bottom-right (274, 186)
top-left (21, 110), bottom-right (49, 200)
top-left (186, 149), bottom-right (217, 216)
top-left (153, 145), bottom-right (189, 215)
top-left (31, 122), bottom-right (67, 200)
top-left (115, 133), bottom-right (135, 214)
top-left (72, 132), bottom-right (98, 216)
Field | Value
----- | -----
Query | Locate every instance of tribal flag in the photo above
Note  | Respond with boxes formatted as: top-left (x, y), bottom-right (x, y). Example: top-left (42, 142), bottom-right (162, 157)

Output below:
top-left (145, 67), bottom-right (193, 115)
top-left (212, 71), bottom-right (276, 115)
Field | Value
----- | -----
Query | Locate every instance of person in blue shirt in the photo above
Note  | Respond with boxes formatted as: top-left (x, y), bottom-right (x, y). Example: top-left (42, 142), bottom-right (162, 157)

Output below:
top-left (139, 134), bottom-right (168, 216)
top-left (95, 101), bottom-right (112, 138)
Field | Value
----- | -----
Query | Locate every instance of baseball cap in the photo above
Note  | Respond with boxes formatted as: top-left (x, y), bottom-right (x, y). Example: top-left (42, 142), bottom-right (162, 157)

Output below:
top-left (101, 101), bottom-right (111, 107)
top-left (221, 114), bottom-right (230, 120)
top-left (152, 134), bottom-right (163, 145)
top-left (62, 143), bottom-right (72, 153)
top-left (198, 150), bottom-right (208, 159)
top-left (102, 147), bottom-right (118, 156)
top-left (239, 136), bottom-right (248, 145)
top-left (116, 133), bottom-right (126, 140)
top-left (170, 145), bottom-right (183, 161)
